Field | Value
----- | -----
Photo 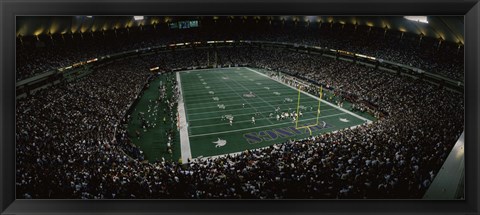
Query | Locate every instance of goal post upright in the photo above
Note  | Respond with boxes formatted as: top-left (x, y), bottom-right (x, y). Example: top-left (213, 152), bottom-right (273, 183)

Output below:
top-left (295, 85), bottom-right (302, 129)
top-left (316, 86), bottom-right (323, 125)
top-left (296, 84), bottom-right (323, 132)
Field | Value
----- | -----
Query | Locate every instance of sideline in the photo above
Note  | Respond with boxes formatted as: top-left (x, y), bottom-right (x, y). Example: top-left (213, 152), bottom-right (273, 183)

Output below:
top-left (176, 72), bottom-right (192, 163)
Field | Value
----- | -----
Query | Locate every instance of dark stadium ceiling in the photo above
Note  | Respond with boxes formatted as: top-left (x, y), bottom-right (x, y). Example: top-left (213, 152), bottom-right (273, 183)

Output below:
top-left (16, 16), bottom-right (464, 44)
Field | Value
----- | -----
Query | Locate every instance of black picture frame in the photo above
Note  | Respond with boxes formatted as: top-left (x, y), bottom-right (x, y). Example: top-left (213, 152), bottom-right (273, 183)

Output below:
top-left (1, 0), bottom-right (479, 214)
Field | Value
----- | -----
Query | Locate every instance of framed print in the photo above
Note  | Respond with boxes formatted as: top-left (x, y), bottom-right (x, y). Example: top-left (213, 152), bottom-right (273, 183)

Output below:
top-left (1, 0), bottom-right (479, 214)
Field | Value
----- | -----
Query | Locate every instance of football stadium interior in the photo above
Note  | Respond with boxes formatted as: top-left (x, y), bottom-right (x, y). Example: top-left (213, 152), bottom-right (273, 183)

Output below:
top-left (15, 16), bottom-right (464, 199)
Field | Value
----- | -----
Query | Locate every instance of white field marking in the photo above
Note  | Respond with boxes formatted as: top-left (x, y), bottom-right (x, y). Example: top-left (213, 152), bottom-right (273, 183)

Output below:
top-left (180, 67), bottom-right (256, 76)
top-left (228, 72), bottom-right (280, 111)
top-left (245, 67), bottom-right (372, 123)
top-left (189, 112), bottom-right (347, 137)
top-left (176, 72), bottom-right (192, 163)
top-left (183, 87), bottom-right (296, 100)
top-left (192, 122), bottom-right (371, 161)
top-left (189, 109), bottom-right (335, 129)
top-left (185, 92), bottom-right (296, 104)
top-left (190, 115), bottom-right (276, 129)
top-left (183, 85), bottom-right (294, 96)
top-left (189, 107), bottom-right (337, 122)
top-left (187, 99), bottom-right (319, 111)
top-left (187, 101), bottom-right (334, 116)
top-left (180, 67), bottom-right (246, 75)
top-left (188, 106), bottom-right (258, 116)
top-left (182, 87), bottom-right (291, 94)
top-left (181, 81), bottom-right (288, 90)
top-left (181, 84), bottom-right (290, 93)
top-left (187, 99), bottom-right (322, 111)
top-left (217, 74), bottom-right (275, 124)
top-left (184, 73), bottom-right (321, 113)
top-left (183, 88), bottom-right (297, 103)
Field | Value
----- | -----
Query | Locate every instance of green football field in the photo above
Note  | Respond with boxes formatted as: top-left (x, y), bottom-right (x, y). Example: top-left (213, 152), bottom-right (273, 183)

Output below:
top-left (178, 67), bottom-right (374, 160)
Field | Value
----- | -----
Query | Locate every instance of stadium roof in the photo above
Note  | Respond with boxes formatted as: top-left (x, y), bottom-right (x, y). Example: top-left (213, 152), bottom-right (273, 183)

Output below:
top-left (16, 16), bottom-right (464, 44)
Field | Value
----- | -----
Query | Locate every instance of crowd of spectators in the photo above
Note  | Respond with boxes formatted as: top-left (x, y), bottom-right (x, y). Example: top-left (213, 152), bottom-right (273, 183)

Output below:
top-left (16, 58), bottom-right (150, 198)
top-left (17, 22), bottom-right (464, 81)
top-left (16, 45), bottom-right (464, 199)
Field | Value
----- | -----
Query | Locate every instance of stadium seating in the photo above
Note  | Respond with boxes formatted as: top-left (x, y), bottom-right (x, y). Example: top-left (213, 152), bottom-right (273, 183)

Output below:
top-left (16, 44), bottom-right (464, 199)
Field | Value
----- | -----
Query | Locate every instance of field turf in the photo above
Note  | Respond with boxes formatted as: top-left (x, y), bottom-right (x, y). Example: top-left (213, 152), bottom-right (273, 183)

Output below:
top-left (178, 67), bottom-right (373, 159)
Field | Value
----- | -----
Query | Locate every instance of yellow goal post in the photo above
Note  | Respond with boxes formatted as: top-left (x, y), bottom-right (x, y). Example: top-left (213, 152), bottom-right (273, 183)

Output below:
top-left (295, 85), bottom-right (323, 135)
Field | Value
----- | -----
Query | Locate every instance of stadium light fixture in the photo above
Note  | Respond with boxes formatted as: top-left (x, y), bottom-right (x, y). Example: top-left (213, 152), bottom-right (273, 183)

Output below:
top-left (134, 16), bottom-right (144, 21)
top-left (404, 16), bottom-right (428, 24)
top-left (86, 16), bottom-right (93, 18)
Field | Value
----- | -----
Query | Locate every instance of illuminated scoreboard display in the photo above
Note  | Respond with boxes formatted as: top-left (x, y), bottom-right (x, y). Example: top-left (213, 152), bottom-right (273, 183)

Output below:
top-left (169, 20), bottom-right (199, 29)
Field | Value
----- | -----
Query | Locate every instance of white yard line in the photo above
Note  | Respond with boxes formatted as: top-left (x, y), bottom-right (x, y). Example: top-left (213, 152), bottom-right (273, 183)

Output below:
top-left (189, 107), bottom-right (337, 122)
top-left (185, 93), bottom-right (295, 107)
top-left (188, 104), bottom-right (334, 116)
top-left (176, 72), bottom-right (192, 163)
top-left (190, 117), bottom-right (278, 129)
top-left (188, 106), bottom-right (258, 116)
top-left (182, 84), bottom-right (286, 92)
top-left (189, 113), bottom-right (347, 137)
top-left (183, 85), bottom-right (291, 92)
top-left (229, 72), bottom-right (280, 111)
top-left (217, 75), bottom-right (275, 125)
top-left (184, 88), bottom-right (297, 103)
top-left (187, 99), bottom-right (321, 111)
top-left (245, 67), bottom-right (372, 123)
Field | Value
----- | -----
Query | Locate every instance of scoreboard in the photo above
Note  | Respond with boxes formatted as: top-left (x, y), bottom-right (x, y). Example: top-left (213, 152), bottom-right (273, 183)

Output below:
top-left (169, 20), bottom-right (199, 29)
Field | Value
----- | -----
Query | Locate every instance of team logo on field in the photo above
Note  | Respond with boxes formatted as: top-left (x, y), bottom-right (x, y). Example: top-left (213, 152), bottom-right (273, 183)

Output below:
top-left (256, 82), bottom-right (262, 85)
top-left (264, 87), bottom-right (270, 90)
top-left (273, 92), bottom-right (281, 96)
top-left (205, 86), bottom-right (210, 89)
top-left (209, 91), bottom-right (215, 95)
top-left (212, 97), bottom-right (219, 101)
top-left (213, 138), bottom-right (227, 148)
top-left (243, 123), bottom-right (333, 145)
top-left (202, 82), bottom-right (207, 85)
top-left (339, 118), bottom-right (350, 122)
